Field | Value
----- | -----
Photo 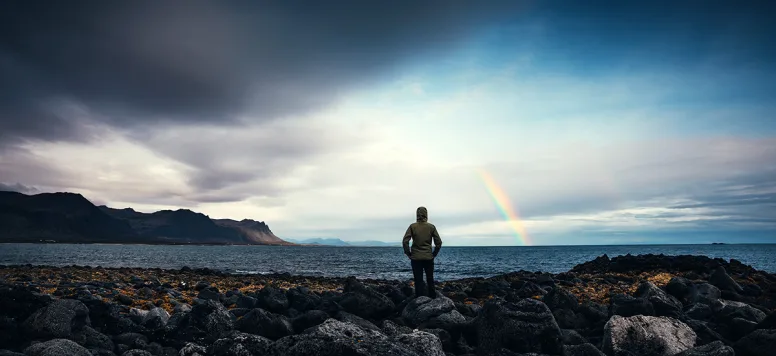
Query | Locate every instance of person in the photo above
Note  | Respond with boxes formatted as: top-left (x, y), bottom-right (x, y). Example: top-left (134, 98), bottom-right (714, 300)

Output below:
top-left (402, 206), bottom-right (442, 298)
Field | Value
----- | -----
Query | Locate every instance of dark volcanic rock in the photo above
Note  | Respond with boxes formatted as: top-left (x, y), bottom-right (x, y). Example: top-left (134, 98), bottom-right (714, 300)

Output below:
top-left (287, 287), bottom-right (321, 312)
top-left (562, 343), bottom-right (606, 356)
top-left (474, 298), bottom-right (562, 355)
top-left (553, 309), bottom-right (588, 330)
top-left (338, 278), bottom-right (395, 320)
top-left (609, 294), bottom-right (655, 317)
top-left (734, 329), bottom-right (776, 356)
top-left (335, 311), bottom-right (380, 331)
top-left (207, 331), bottom-right (273, 356)
top-left (635, 281), bottom-right (683, 317)
top-left (24, 339), bottom-right (92, 356)
top-left (683, 319), bottom-right (730, 347)
top-left (270, 319), bottom-right (436, 356)
top-left (401, 295), bottom-right (465, 330)
top-left (235, 308), bottom-right (293, 340)
top-left (692, 283), bottom-right (722, 305)
top-left (542, 287), bottom-right (579, 312)
top-left (22, 299), bottom-right (91, 339)
top-left (257, 286), bottom-right (289, 314)
top-left (603, 315), bottom-right (696, 356)
top-left (178, 343), bottom-right (207, 356)
top-left (666, 277), bottom-right (694, 303)
top-left (561, 328), bottom-right (587, 345)
top-left (711, 299), bottom-right (767, 324)
top-left (709, 266), bottom-right (744, 293)
top-left (292, 310), bottom-right (330, 332)
top-left (381, 319), bottom-right (413, 337)
top-left (71, 326), bottom-right (114, 351)
top-left (675, 341), bottom-right (734, 356)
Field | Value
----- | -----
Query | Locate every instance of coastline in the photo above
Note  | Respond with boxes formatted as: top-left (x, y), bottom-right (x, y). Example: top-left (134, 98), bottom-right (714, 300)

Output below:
top-left (1, 253), bottom-right (774, 355)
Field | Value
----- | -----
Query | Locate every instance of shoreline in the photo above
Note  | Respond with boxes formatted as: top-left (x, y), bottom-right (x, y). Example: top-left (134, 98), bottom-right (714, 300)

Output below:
top-left (2, 254), bottom-right (774, 355)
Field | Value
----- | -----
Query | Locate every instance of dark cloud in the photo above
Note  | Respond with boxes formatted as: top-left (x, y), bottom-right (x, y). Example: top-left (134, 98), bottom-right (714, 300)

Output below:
top-left (0, 0), bottom-right (528, 147)
top-left (0, 182), bottom-right (38, 194)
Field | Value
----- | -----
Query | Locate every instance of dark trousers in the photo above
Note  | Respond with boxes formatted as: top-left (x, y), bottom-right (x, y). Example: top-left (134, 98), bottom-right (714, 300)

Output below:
top-left (411, 259), bottom-right (436, 298)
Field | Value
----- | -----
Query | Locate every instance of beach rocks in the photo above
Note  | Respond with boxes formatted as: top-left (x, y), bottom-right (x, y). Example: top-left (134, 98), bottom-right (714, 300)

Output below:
top-left (235, 308), bottom-right (294, 340)
top-left (271, 319), bottom-right (438, 356)
top-left (338, 277), bottom-right (396, 320)
top-left (709, 266), bottom-right (744, 293)
top-left (401, 295), bottom-right (462, 329)
top-left (711, 299), bottom-right (767, 324)
top-left (24, 339), bottom-right (92, 356)
top-left (675, 341), bottom-right (734, 356)
top-left (542, 286), bottom-right (579, 311)
top-left (733, 329), bottom-right (776, 356)
top-left (22, 299), bottom-right (91, 339)
top-left (1, 254), bottom-right (774, 356)
top-left (635, 281), bottom-right (683, 317)
top-left (602, 315), bottom-right (696, 356)
top-left (257, 286), bottom-right (289, 314)
top-left (609, 294), bottom-right (655, 317)
top-left (207, 331), bottom-right (273, 356)
top-left (474, 298), bottom-right (562, 355)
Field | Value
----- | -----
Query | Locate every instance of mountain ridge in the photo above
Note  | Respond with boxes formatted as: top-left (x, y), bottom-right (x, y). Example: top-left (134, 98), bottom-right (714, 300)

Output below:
top-left (0, 190), bottom-right (294, 245)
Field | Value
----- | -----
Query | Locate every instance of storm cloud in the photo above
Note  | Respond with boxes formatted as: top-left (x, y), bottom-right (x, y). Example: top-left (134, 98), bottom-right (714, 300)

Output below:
top-left (0, 0), bottom-right (528, 145)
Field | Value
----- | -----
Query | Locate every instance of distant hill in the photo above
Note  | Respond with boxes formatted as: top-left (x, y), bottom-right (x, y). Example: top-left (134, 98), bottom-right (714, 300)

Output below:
top-left (0, 190), bottom-right (294, 245)
top-left (285, 237), bottom-right (400, 247)
top-left (285, 237), bottom-right (351, 246)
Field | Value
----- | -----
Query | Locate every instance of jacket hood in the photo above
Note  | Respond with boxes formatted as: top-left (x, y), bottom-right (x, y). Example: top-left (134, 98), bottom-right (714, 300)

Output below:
top-left (416, 206), bottom-right (428, 222)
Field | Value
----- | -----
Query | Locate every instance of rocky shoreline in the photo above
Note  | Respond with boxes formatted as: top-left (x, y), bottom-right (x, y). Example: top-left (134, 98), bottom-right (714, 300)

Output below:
top-left (1, 254), bottom-right (774, 356)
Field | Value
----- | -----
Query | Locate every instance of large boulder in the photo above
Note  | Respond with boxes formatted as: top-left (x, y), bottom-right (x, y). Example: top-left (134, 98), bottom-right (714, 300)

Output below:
top-left (635, 282), bottom-right (683, 318)
top-left (141, 307), bottom-right (170, 330)
top-left (542, 287), bottom-right (579, 312)
top-left (666, 277), bottom-right (694, 303)
top-left (23, 339), bottom-right (92, 356)
top-left (401, 295), bottom-right (465, 330)
top-left (71, 326), bottom-right (114, 352)
top-left (270, 319), bottom-right (432, 356)
top-left (691, 284), bottom-right (722, 305)
top-left (287, 287), bottom-right (321, 312)
top-left (22, 299), bottom-right (91, 339)
top-left (734, 329), bottom-right (776, 356)
top-left (207, 331), bottom-right (273, 356)
top-left (163, 299), bottom-right (234, 345)
top-left (675, 340), bottom-right (734, 356)
top-left (394, 330), bottom-right (446, 356)
top-left (709, 267), bottom-right (743, 293)
top-left (257, 286), bottom-right (290, 314)
top-left (474, 298), bottom-right (563, 355)
top-left (292, 310), bottom-right (330, 332)
top-left (338, 278), bottom-right (396, 320)
top-left (602, 315), bottom-right (696, 356)
top-left (711, 300), bottom-right (767, 324)
top-left (235, 308), bottom-right (294, 340)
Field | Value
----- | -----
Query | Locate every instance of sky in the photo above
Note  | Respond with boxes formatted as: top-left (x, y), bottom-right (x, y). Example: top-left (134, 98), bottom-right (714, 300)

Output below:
top-left (1, 0), bottom-right (775, 246)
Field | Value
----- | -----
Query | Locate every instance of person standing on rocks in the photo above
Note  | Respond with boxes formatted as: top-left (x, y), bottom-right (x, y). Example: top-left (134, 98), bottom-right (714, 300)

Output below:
top-left (402, 206), bottom-right (443, 298)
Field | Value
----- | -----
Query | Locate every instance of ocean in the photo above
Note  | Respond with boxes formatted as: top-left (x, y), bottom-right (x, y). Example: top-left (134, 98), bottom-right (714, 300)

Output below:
top-left (1, 243), bottom-right (775, 281)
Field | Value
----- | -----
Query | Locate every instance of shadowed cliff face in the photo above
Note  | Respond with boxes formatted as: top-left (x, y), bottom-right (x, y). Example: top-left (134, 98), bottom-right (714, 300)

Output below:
top-left (0, 191), bottom-right (137, 241)
top-left (0, 190), bottom-right (293, 245)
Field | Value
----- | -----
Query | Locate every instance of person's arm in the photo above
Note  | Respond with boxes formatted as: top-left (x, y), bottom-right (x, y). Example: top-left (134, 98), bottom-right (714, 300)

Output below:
top-left (432, 226), bottom-right (442, 257)
top-left (402, 225), bottom-right (413, 257)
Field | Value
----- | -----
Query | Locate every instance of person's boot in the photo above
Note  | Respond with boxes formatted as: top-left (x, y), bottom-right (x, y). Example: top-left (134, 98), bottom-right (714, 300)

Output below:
top-left (428, 286), bottom-right (436, 299)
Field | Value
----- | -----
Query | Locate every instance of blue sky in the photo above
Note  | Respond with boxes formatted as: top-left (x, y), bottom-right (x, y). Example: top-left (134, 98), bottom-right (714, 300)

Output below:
top-left (1, 1), bottom-right (774, 245)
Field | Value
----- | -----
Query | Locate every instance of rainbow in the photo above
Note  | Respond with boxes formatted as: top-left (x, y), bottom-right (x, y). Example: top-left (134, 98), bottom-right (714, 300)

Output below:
top-left (477, 169), bottom-right (533, 246)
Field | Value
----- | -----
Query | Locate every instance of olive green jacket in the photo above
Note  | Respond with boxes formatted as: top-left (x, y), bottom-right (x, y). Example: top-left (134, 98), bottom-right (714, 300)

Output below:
top-left (402, 207), bottom-right (442, 260)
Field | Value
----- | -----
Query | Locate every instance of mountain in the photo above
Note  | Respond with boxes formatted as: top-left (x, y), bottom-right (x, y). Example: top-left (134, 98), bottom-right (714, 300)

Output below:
top-left (284, 238), bottom-right (351, 246)
top-left (213, 219), bottom-right (294, 245)
top-left (0, 191), bottom-right (137, 242)
top-left (0, 190), bottom-right (294, 245)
